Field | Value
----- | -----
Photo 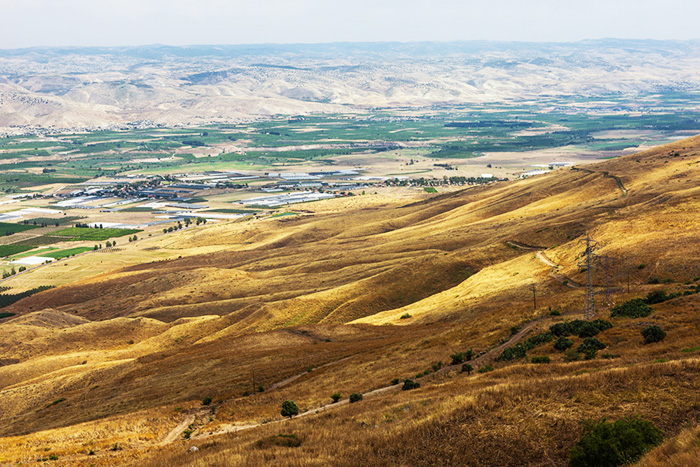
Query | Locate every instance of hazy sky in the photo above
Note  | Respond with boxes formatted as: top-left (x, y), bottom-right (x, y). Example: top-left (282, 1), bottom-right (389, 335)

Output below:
top-left (2, 0), bottom-right (700, 49)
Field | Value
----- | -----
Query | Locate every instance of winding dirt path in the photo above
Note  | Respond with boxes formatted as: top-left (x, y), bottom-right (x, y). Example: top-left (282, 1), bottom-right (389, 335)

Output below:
top-left (166, 319), bottom-right (545, 446)
top-left (507, 241), bottom-right (580, 289)
top-left (160, 414), bottom-right (196, 446)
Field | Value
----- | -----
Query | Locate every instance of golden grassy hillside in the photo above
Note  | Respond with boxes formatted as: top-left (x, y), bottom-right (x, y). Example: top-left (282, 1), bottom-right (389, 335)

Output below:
top-left (2, 135), bottom-right (700, 465)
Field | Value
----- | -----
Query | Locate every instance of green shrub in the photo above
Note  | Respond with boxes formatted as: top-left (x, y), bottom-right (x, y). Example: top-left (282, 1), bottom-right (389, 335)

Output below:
top-left (349, 393), bottom-right (363, 403)
top-left (601, 353), bottom-right (620, 359)
top-left (611, 299), bottom-right (653, 318)
top-left (577, 337), bottom-right (607, 353)
top-left (399, 313), bottom-right (412, 319)
top-left (644, 289), bottom-right (679, 304)
top-left (647, 276), bottom-right (660, 284)
top-left (390, 378), bottom-right (400, 385)
top-left (201, 397), bottom-right (212, 406)
top-left (330, 393), bottom-right (341, 403)
top-left (641, 325), bottom-right (667, 344)
top-left (591, 319), bottom-right (614, 332)
top-left (450, 350), bottom-right (475, 365)
top-left (401, 379), bottom-right (420, 391)
top-left (281, 400), bottom-right (299, 418)
top-left (551, 319), bottom-right (613, 338)
top-left (496, 343), bottom-right (527, 361)
top-left (477, 365), bottom-right (493, 374)
top-left (461, 363), bottom-right (473, 375)
top-left (531, 356), bottom-right (551, 364)
top-left (523, 331), bottom-right (554, 350)
top-left (553, 336), bottom-right (574, 351)
top-left (569, 416), bottom-right (663, 467)
top-left (577, 337), bottom-right (607, 359)
top-left (431, 361), bottom-right (443, 372)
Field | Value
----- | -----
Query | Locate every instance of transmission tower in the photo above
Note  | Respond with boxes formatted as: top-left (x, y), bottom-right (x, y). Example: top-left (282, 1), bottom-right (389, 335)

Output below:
top-left (577, 234), bottom-right (599, 319)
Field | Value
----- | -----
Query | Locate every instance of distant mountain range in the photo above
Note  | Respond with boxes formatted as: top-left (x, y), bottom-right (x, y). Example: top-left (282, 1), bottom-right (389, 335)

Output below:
top-left (2, 39), bottom-right (700, 131)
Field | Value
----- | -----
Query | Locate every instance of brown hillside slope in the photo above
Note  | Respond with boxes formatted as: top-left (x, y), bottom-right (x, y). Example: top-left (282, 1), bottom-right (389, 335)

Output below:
top-left (6, 134), bottom-right (700, 330)
top-left (1, 136), bottom-right (700, 465)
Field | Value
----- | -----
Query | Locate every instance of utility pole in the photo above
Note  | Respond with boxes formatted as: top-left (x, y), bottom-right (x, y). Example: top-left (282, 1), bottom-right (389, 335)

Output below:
top-left (578, 234), bottom-right (599, 320)
top-left (531, 284), bottom-right (537, 310)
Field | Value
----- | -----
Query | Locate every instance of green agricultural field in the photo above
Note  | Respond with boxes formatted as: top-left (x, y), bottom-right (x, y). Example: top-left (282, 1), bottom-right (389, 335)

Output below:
top-left (0, 222), bottom-right (41, 235)
top-left (0, 244), bottom-right (35, 258)
top-left (43, 247), bottom-right (94, 259)
top-left (53, 227), bottom-right (142, 241)
top-left (9, 247), bottom-right (58, 259)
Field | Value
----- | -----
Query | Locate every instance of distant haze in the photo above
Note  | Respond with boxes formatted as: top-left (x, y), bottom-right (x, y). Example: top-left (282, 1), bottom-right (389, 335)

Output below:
top-left (1, 0), bottom-right (700, 49)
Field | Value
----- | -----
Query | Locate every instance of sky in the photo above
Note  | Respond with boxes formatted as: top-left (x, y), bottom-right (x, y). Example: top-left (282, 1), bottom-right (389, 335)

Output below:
top-left (2, 0), bottom-right (700, 49)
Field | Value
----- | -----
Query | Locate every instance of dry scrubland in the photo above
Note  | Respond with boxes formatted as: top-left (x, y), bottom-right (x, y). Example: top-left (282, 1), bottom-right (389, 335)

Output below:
top-left (2, 136), bottom-right (700, 465)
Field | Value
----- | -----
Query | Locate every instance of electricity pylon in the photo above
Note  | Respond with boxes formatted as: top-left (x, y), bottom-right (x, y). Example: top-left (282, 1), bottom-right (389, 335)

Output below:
top-left (578, 234), bottom-right (599, 319)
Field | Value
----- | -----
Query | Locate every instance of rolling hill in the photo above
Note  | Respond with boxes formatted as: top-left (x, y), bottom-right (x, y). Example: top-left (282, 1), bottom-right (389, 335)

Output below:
top-left (2, 135), bottom-right (700, 465)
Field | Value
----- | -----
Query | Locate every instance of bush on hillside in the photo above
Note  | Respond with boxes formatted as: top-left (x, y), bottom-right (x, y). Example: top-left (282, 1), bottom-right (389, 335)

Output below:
top-left (496, 343), bottom-right (527, 362)
top-left (523, 331), bottom-right (554, 350)
top-left (610, 299), bottom-right (653, 318)
top-left (577, 337), bottom-right (607, 359)
top-left (450, 350), bottom-right (475, 365)
top-left (401, 379), bottom-right (420, 391)
top-left (641, 325), bottom-right (667, 344)
top-left (569, 416), bottom-right (663, 467)
top-left (461, 363), bottom-right (473, 375)
top-left (349, 393), bottom-right (363, 403)
top-left (553, 337), bottom-right (574, 351)
top-left (644, 289), bottom-right (680, 304)
top-left (531, 356), bottom-right (551, 364)
top-left (281, 400), bottom-right (299, 418)
top-left (330, 393), bottom-right (341, 403)
top-left (550, 320), bottom-right (613, 338)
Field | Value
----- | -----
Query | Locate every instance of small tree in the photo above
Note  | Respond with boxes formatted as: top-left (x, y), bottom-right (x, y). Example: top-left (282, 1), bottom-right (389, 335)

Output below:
top-left (330, 393), bottom-right (341, 403)
top-left (461, 363), bottom-right (473, 375)
top-left (570, 416), bottom-right (663, 467)
top-left (401, 379), bottom-right (420, 391)
top-left (553, 336), bottom-right (574, 351)
top-left (641, 325), bottom-right (666, 344)
top-left (281, 400), bottom-right (299, 418)
top-left (349, 393), bottom-right (363, 403)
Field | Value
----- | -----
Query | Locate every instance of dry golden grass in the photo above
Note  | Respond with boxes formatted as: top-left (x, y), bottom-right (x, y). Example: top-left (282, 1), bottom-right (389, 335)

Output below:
top-left (3, 135), bottom-right (700, 465)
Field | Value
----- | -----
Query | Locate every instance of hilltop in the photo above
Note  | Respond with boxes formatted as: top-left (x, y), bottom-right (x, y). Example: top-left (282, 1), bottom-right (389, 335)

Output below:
top-left (1, 135), bottom-right (700, 465)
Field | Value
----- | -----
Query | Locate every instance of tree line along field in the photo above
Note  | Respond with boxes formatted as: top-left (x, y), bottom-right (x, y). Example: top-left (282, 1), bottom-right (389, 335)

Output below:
top-left (0, 94), bottom-right (699, 192)
top-left (52, 227), bottom-right (141, 242)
